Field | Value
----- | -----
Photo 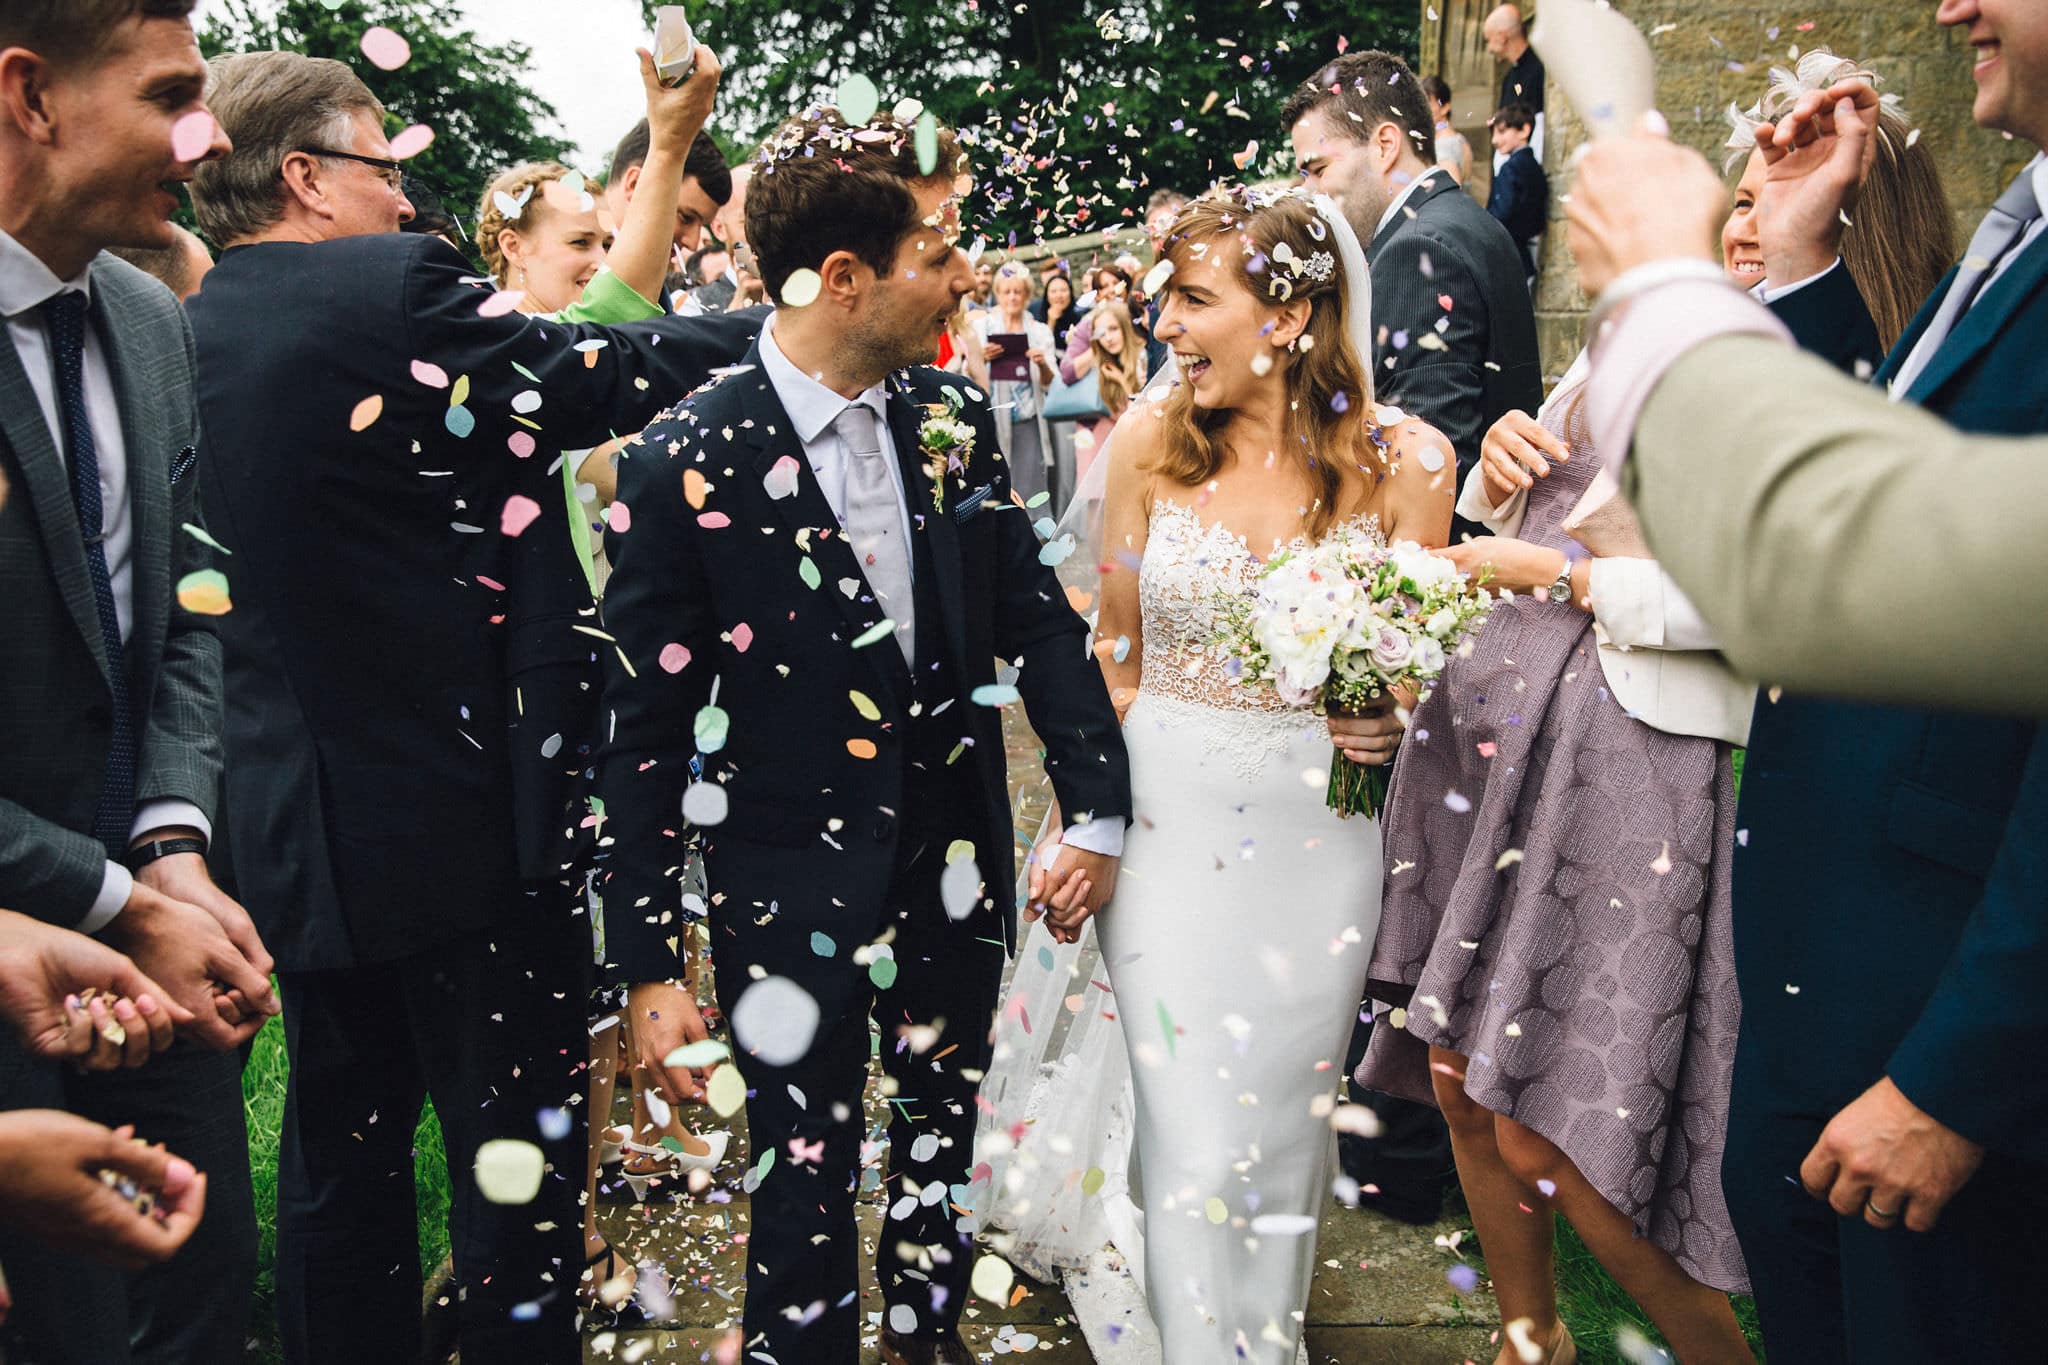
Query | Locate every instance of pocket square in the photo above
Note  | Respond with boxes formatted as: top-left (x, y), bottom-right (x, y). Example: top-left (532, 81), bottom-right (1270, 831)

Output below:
top-left (170, 445), bottom-right (198, 486)
top-left (954, 482), bottom-right (997, 522)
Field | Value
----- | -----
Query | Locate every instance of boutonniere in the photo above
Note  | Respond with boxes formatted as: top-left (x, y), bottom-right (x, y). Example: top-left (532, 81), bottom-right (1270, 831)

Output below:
top-left (916, 401), bottom-right (976, 514)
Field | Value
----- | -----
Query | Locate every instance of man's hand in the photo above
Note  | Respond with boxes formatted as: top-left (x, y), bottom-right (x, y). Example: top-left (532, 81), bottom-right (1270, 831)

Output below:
top-left (627, 979), bottom-right (711, 1107)
top-left (1566, 124), bottom-right (1728, 298)
top-left (637, 43), bottom-right (722, 156)
top-left (1025, 838), bottom-right (1118, 944)
top-left (1326, 697), bottom-right (1410, 767)
top-left (1799, 1076), bottom-right (1985, 1233)
top-left (0, 1112), bottom-right (207, 1269)
top-left (1437, 537), bottom-right (1572, 601)
top-left (0, 910), bottom-right (189, 1068)
top-left (109, 883), bottom-right (274, 1049)
top-left (134, 849), bottom-right (276, 1020)
top-left (1479, 409), bottom-right (1569, 504)
top-left (1753, 80), bottom-right (1881, 290)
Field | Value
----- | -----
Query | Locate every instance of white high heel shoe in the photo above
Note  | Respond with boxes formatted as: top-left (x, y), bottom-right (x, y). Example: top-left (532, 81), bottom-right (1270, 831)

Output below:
top-left (618, 1130), bottom-right (731, 1200)
top-left (597, 1124), bottom-right (631, 1167)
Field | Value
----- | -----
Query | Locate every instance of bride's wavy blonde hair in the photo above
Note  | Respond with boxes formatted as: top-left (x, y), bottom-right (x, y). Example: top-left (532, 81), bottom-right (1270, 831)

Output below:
top-left (1150, 188), bottom-right (1377, 538)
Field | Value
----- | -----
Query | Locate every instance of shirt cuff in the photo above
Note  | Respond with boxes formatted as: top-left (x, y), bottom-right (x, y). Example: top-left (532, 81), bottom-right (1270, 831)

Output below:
top-left (1059, 816), bottom-right (1125, 859)
top-left (1587, 277), bottom-right (1791, 478)
top-left (1751, 257), bottom-right (1841, 303)
top-left (79, 860), bottom-right (133, 936)
top-left (130, 800), bottom-right (211, 849)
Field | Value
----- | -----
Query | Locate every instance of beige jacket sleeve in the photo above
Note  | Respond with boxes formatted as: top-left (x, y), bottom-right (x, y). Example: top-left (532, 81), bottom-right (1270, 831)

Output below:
top-left (1623, 335), bottom-right (2048, 716)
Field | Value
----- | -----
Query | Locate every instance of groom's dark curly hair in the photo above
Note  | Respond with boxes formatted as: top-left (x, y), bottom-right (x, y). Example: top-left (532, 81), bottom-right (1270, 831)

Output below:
top-left (745, 107), bottom-right (964, 301)
top-left (1281, 50), bottom-right (1437, 163)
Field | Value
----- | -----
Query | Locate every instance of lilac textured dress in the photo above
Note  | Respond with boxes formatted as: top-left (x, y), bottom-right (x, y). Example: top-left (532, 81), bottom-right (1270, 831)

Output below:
top-left (1358, 391), bottom-right (1749, 1293)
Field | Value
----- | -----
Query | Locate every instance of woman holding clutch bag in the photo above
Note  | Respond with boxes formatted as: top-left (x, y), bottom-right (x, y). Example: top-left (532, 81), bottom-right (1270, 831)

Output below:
top-left (965, 263), bottom-right (1057, 507)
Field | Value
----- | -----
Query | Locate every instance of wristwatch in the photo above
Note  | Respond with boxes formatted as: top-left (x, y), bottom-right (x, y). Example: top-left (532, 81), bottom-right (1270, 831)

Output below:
top-left (124, 835), bottom-right (208, 872)
top-left (1544, 557), bottom-right (1576, 605)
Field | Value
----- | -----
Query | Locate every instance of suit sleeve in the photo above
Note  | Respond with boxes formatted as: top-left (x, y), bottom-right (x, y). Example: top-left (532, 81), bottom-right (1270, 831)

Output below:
top-left (1763, 261), bottom-right (1885, 377)
top-left (1625, 335), bottom-right (2048, 714)
top-left (401, 240), bottom-right (757, 453)
top-left (0, 804), bottom-right (117, 927)
top-left (1886, 732), bottom-right (2048, 1159)
top-left (975, 389), bottom-right (1133, 832)
top-left (590, 409), bottom-right (720, 984)
top-left (1371, 230), bottom-right (1493, 472)
top-left (133, 308), bottom-right (223, 823)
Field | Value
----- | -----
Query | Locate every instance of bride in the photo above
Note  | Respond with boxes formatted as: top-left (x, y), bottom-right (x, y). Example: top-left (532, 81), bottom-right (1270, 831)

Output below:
top-left (975, 186), bottom-right (1453, 1362)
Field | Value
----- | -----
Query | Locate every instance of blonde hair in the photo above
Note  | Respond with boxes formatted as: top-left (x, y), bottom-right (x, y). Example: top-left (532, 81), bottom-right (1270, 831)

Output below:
top-left (477, 161), bottom-right (576, 286)
top-left (1724, 50), bottom-right (1955, 351)
top-left (1152, 188), bottom-right (1374, 538)
top-left (1086, 301), bottom-right (1146, 417)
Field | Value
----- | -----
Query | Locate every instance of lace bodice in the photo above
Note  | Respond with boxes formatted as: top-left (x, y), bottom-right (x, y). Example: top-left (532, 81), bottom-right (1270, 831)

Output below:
top-left (1136, 496), bottom-right (1383, 720)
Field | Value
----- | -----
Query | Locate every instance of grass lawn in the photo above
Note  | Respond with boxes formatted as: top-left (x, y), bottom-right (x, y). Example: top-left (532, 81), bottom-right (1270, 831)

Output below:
top-left (240, 1011), bottom-right (452, 1362)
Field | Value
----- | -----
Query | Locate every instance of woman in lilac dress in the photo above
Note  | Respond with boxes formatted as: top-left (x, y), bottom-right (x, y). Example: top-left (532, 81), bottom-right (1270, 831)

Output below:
top-left (1358, 366), bottom-right (1757, 1364)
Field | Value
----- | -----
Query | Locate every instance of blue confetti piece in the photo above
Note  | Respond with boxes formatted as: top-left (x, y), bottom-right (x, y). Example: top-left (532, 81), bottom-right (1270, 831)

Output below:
top-left (445, 404), bottom-right (475, 438)
top-left (811, 931), bottom-right (836, 957)
top-left (971, 684), bottom-right (1020, 707)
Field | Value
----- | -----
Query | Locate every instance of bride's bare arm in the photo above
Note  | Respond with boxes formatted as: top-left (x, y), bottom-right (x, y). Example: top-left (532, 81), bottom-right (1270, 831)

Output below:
top-left (1375, 414), bottom-right (1457, 549)
top-left (1093, 403), bottom-right (1159, 718)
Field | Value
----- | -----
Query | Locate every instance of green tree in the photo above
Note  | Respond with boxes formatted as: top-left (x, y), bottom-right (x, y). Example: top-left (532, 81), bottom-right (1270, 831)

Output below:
top-left (649, 0), bottom-right (1416, 244)
top-left (201, 0), bottom-right (580, 243)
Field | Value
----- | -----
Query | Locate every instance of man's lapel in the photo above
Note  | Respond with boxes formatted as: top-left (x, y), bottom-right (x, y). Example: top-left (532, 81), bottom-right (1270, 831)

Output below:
top-left (90, 265), bottom-right (169, 665)
top-left (0, 319), bottom-right (109, 681)
top-left (735, 350), bottom-right (913, 703)
top-left (1875, 266), bottom-right (1954, 390)
top-left (1903, 238), bottom-right (2048, 407)
top-left (1369, 168), bottom-right (1452, 259)
top-left (885, 379), bottom-right (968, 678)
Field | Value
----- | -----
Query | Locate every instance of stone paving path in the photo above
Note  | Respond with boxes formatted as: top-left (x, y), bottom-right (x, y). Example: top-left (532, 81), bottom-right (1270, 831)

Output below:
top-left (580, 714), bottom-right (1499, 1363)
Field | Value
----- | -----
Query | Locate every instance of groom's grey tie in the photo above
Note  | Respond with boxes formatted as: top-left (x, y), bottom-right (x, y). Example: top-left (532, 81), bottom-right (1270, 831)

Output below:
top-left (833, 403), bottom-right (915, 665)
top-left (1892, 163), bottom-right (2043, 396)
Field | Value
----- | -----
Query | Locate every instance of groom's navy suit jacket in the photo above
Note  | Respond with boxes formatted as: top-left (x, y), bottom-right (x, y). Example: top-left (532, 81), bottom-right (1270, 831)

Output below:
top-left (1741, 247), bottom-right (2048, 1163)
top-left (592, 346), bottom-right (1132, 1010)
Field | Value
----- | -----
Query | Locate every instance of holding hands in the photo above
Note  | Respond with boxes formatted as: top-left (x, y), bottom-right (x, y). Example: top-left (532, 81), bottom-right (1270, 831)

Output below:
top-left (117, 851), bottom-right (277, 1050)
top-left (1025, 834), bottom-right (1119, 944)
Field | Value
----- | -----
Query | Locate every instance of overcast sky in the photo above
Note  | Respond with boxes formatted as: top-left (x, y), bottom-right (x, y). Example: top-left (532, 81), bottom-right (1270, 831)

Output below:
top-left (194, 0), bottom-right (661, 167)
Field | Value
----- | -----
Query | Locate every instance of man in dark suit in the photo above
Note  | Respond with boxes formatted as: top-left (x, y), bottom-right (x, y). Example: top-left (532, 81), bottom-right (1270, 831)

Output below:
top-left (1484, 4), bottom-right (1545, 163)
top-left (185, 48), bottom-right (758, 1364)
top-left (595, 108), bottom-right (1131, 1365)
top-left (1566, 13), bottom-right (2048, 1354)
top-left (0, 6), bottom-right (281, 1363)
top-left (1486, 103), bottom-right (1547, 284)
top-left (1283, 47), bottom-right (1543, 1224)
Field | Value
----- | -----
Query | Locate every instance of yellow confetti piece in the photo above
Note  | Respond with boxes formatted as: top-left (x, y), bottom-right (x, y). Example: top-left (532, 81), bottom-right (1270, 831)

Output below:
top-left (1205, 1197), bottom-right (1228, 1224)
top-left (473, 1139), bottom-right (543, 1205)
top-left (944, 838), bottom-right (975, 865)
top-left (1081, 1167), bottom-right (1106, 1196)
top-left (450, 373), bottom-right (471, 407)
top-left (706, 1063), bottom-right (746, 1118)
top-left (780, 268), bottom-right (823, 308)
top-left (970, 1254), bottom-right (1015, 1305)
top-left (847, 738), bottom-right (877, 759)
top-left (349, 394), bottom-right (383, 431)
top-left (850, 690), bottom-right (880, 721)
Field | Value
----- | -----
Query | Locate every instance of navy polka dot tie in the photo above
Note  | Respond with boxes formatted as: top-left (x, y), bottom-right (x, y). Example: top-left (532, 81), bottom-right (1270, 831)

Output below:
top-left (44, 292), bottom-right (135, 858)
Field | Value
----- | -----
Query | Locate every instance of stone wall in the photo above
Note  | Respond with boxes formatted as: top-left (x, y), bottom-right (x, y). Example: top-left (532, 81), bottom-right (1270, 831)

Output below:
top-left (1418, 1), bottom-right (2032, 382)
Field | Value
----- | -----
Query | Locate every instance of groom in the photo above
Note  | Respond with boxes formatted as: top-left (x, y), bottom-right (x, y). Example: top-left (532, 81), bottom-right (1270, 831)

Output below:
top-left (594, 107), bottom-right (1132, 1365)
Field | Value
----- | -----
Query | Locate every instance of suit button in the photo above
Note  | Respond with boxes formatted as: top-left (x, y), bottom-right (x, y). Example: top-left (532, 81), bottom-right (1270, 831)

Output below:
top-left (873, 812), bottom-right (897, 842)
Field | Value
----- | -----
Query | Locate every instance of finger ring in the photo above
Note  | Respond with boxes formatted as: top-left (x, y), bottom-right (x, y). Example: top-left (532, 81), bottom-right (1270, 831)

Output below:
top-left (1864, 1199), bottom-right (1899, 1221)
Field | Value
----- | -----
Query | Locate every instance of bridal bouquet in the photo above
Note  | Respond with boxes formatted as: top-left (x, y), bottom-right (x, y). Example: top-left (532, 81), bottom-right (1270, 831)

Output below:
top-left (1214, 527), bottom-right (1494, 818)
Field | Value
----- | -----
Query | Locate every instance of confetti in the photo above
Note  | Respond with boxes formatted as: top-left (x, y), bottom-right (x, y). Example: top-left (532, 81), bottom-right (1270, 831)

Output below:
top-left (658, 643), bottom-right (691, 673)
top-left (347, 394), bottom-right (383, 431)
top-left (388, 124), bottom-right (434, 160)
top-left (706, 1063), bottom-right (746, 1118)
top-left (836, 73), bottom-right (882, 126)
top-left (499, 495), bottom-right (542, 537)
top-left (175, 569), bottom-right (231, 615)
top-left (763, 455), bottom-right (801, 499)
top-left (681, 781), bottom-right (728, 826)
top-left (779, 268), bottom-right (823, 309)
top-left (971, 1254), bottom-right (1016, 1305)
top-left (472, 1139), bottom-right (543, 1204)
top-left (359, 26), bottom-right (411, 71)
top-left (170, 111), bottom-right (216, 163)
top-left (409, 359), bottom-right (449, 389)
top-left (731, 977), bottom-right (820, 1066)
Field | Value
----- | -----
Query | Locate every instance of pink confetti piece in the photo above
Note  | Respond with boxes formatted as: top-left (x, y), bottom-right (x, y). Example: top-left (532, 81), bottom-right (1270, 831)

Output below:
top-left (1476, 741), bottom-right (1497, 758)
top-left (658, 643), bottom-right (692, 673)
top-left (506, 432), bottom-right (535, 459)
top-left (388, 123), bottom-right (435, 160)
top-left (697, 511), bottom-right (732, 529)
top-left (763, 455), bottom-right (802, 500)
top-left (170, 110), bottom-right (216, 163)
top-left (360, 26), bottom-right (411, 71)
top-left (410, 359), bottom-right (450, 389)
top-left (476, 575), bottom-right (506, 591)
top-left (500, 495), bottom-right (542, 537)
top-left (477, 289), bottom-right (525, 318)
top-left (730, 623), bottom-right (754, 653)
top-left (607, 502), bottom-right (632, 533)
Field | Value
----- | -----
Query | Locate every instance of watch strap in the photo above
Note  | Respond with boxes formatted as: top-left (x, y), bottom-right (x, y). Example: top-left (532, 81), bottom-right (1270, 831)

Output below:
top-left (124, 835), bottom-right (208, 872)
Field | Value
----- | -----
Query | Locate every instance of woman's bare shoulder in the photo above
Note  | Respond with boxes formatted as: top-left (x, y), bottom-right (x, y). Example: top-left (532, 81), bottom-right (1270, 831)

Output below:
top-left (1376, 407), bottom-right (1458, 493)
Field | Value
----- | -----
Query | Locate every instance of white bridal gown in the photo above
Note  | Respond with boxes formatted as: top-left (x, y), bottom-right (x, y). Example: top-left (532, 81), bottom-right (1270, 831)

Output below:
top-left (977, 495), bottom-right (1385, 1364)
